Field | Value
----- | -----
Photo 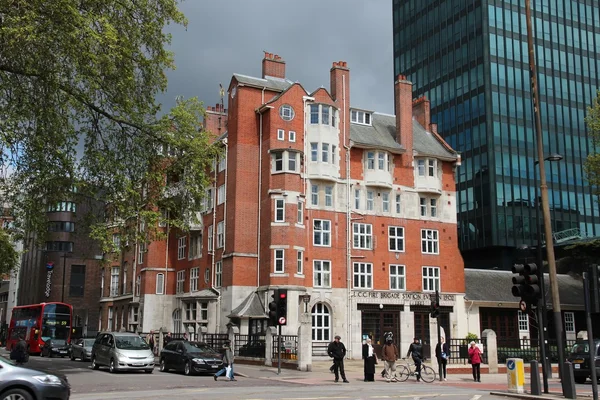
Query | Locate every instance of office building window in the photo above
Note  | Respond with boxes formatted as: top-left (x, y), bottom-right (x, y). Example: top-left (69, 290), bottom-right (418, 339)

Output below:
top-left (110, 267), bottom-right (119, 297)
top-left (353, 262), bottom-right (373, 289)
top-left (297, 251), bottom-right (303, 275)
top-left (190, 267), bottom-right (199, 292)
top-left (311, 184), bottom-right (319, 206)
top-left (277, 129), bottom-right (285, 140)
top-left (366, 191), bottom-right (374, 211)
top-left (177, 236), bottom-right (186, 260)
top-left (217, 221), bottom-right (224, 248)
top-left (313, 219), bottom-right (331, 246)
top-left (176, 270), bottom-right (185, 294)
top-left (389, 264), bottom-right (405, 290)
top-left (217, 184), bottom-right (225, 205)
top-left (421, 229), bottom-right (439, 254)
top-left (353, 223), bottom-right (373, 249)
top-left (310, 104), bottom-right (319, 124)
top-left (388, 226), bottom-right (405, 252)
top-left (325, 186), bottom-right (333, 207)
top-left (518, 311), bottom-right (529, 332)
top-left (275, 199), bottom-right (285, 222)
top-left (215, 261), bottom-right (222, 287)
top-left (156, 273), bottom-right (164, 294)
top-left (395, 193), bottom-right (401, 213)
top-left (207, 225), bottom-right (213, 252)
top-left (189, 233), bottom-right (202, 260)
top-left (422, 266), bottom-right (440, 292)
top-left (289, 131), bottom-right (296, 142)
top-left (297, 200), bottom-right (303, 224)
top-left (274, 249), bottom-right (284, 273)
top-left (311, 303), bottom-right (330, 341)
top-left (564, 312), bottom-right (575, 333)
top-left (354, 189), bottom-right (360, 209)
top-left (382, 192), bottom-right (390, 212)
top-left (313, 260), bottom-right (331, 288)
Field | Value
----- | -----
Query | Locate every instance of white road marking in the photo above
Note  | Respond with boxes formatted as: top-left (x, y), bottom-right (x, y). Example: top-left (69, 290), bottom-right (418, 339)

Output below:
top-left (469, 396), bottom-right (482, 400)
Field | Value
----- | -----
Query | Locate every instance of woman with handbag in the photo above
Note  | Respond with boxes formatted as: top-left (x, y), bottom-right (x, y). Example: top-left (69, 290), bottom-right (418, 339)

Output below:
top-left (468, 341), bottom-right (482, 382)
top-left (435, 337), bottom-right (450, 381)
top-left (362, 338), bottom-right (377, 382)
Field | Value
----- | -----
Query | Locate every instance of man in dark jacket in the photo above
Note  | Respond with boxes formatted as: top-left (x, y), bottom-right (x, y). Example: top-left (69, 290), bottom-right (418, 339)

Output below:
top-left (10, 334), bottom-right (28, 365)
top-left (327, 335), bottom-right (349, 383)
top-left (406, 337), bottom-right (423, 381)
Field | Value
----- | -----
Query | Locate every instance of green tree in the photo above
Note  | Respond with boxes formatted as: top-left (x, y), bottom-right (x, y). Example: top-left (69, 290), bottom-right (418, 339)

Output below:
top-left (0, 228), bottom-right (19, 275)
top-left (0, 1), bottom-right (221, 252)
top-left (585, 91), bottom-right (600, 197)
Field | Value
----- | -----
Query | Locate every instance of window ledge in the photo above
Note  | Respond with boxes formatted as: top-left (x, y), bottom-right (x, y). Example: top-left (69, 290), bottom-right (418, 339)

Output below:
top-left (270, 273), bottom-right (289, 277)
top-left (294, 223), bottom-right (305, 229)
top-left (294, 274), bottom-right (305, 278)
top-left (271, 222), bottom-right (290, 227)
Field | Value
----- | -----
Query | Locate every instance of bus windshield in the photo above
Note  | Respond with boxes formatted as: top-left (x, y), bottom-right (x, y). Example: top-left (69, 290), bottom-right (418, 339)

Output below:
top-left (41, 304), bottom-right (71, 341)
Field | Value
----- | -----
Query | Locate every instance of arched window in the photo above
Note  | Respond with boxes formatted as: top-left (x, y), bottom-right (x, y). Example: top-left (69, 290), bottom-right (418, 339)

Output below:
top-left (311, 303), bottom-right (331, 341)
top-left (173, 308), bottom-right (182, 334)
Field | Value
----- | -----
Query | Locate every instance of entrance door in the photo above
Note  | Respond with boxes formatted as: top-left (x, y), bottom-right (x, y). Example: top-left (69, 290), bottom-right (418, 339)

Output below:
top-left (358, 305), bottom-right (402, 357)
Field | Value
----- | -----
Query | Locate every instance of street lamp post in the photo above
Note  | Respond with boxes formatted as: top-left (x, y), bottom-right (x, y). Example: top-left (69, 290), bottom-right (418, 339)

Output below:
top-left (534, 153), bottom-right (562, 393)
top-left (525, 0), bottom-right (566, 391)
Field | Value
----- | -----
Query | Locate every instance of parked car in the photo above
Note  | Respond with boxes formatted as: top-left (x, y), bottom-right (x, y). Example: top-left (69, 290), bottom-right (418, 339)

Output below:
top-left (40, 339), bottom-right (70, 358)
top-left (567, 339), bottom-right (600, 384)
top-left (159, 340), bottom-right (223, 376)
top-left (70, 338), bottom-right (95, 361)
top-left (0, 354), bottom-right (70, 400)
top-left (91, 332), bottom-right (154, 373)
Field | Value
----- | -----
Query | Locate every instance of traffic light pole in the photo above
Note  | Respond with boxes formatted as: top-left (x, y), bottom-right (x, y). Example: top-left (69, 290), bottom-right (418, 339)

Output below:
top-left (277, 324), bottom-right (282, 375)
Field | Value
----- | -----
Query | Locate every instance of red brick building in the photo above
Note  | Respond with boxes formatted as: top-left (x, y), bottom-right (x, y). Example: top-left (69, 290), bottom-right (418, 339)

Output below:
top-left (99, 53), bottom-right (466, 358)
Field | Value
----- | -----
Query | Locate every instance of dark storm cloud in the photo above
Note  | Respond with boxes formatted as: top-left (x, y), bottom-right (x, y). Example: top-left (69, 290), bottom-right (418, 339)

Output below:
top-left (158, 0), bottom-right (394, 115)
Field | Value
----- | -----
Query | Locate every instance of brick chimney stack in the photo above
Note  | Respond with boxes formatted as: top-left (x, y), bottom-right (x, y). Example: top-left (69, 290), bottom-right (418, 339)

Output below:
top-left (262, 52), bottom-right (286, 79)
top-left (330, 61), bottom-right (350, 151)
top-left (412, 96), bottom-right (431, 131)
top-left (395, 75), bottom-right (413, 165)
top-left (203, 103), bottom-right (228, 136)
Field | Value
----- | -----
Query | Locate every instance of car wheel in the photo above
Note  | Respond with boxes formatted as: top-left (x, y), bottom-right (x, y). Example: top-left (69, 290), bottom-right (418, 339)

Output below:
top-left (109, 358), bottom-right (117, 373)
top-left (184, 361), bottom-right (192, 376)
top-left (91, 356), bottom-right (99, 370)
top-left (159, 359), bottom-right (168, 372)
top-left (40, 350), bottom-right (44, 358)
top-left (0, 387), bottom-right (34, 400)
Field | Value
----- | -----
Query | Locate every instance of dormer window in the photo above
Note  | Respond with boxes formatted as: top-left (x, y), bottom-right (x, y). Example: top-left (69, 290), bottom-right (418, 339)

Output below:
top-left (417, 158), bottom-right (438, 178)
top-left (351, 110), bottom-right (371, 125)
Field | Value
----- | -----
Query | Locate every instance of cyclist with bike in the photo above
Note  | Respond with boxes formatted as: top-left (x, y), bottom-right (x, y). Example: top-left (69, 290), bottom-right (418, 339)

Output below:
top-left (406, 337), bottom-right (423, 382)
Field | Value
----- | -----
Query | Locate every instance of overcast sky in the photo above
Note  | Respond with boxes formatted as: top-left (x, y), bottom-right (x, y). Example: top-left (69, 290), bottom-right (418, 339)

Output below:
top-left (158, 0), bottom-right (394, 115)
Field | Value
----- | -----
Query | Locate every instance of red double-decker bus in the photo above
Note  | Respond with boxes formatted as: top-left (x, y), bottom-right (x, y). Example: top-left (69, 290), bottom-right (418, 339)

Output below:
top-left (6, 302), bottom-right (73, 354)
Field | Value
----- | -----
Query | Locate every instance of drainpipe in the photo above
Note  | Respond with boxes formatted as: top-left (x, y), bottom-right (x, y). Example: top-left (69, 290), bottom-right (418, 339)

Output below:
top-left (466, 299), bottom-right (474, 333)
top-left (257, 86), bottom-right (266, 288)
top-left (217, 137), bottom-right (229, 333)
top-left (342, 74), bottom-right (352, 354)
top-left (163, 212), bottom-right (170, 330)
top-left (211, 164), bottom-right (218, 330)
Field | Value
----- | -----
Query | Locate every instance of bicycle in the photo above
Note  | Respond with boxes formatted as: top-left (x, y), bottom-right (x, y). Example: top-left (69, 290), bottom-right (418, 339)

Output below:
top-left (395, 357), bottom-right (436, 383)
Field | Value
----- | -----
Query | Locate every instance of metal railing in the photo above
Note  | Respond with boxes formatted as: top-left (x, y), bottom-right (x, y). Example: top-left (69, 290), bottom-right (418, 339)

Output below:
top-left (204, 333), bottom-right (229, 353)
top-left (234, 334), bottom-right (266, 358)
top-left (272, 335), bottom-right (298, 360)
top-left (448, 338), bottom-right (488, 364)
top-left (312, 341), bottom-right (329, 357)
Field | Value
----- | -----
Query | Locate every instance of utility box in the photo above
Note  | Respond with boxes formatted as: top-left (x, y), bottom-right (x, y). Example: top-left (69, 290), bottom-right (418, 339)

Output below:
top-left (506, 358), bottom-right (525, 393)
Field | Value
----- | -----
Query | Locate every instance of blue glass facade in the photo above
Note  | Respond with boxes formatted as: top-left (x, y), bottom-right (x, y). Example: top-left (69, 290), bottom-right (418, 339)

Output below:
top-left (393, 0), bottom-right (600, 268)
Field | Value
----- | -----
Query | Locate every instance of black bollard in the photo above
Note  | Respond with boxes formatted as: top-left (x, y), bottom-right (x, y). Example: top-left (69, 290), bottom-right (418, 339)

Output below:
top-left (530, 360), bottom-right (541, 395)
top-left (562, 361), bottom-right (577, 399)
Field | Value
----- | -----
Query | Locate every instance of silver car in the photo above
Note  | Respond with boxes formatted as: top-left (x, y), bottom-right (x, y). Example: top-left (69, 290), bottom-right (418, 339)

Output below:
top-left (70, 338), bottom-right (95, 361)
top-left (0, 355), bottom-right (70, 399)
top-left (91, 332), bottom-right (154, 373)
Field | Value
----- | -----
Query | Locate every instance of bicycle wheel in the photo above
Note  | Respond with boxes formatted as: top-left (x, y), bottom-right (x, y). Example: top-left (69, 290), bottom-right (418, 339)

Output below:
top-left (396, 365), bottom-right (410, 382)
top-left (420, 365), bottom-right (436, 383)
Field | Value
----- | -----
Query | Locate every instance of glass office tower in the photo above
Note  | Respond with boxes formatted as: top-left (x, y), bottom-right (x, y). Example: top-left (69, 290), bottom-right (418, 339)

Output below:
top-left (393, 0), bottom-right (600, 268)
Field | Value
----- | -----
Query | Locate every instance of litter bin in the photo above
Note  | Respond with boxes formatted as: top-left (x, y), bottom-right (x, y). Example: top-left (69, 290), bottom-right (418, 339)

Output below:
top-left (506, 358), bottom-right (525, 393)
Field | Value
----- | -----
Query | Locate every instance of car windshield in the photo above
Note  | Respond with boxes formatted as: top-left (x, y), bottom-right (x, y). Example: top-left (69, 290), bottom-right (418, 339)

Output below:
top-left (51, 339), bottom-right (66, 346)
top-left (183, 342), bottom-right (216, 354)
top-left (115, 336), bottom-right (149, 350)
top-left (571, 343), bottom-right (589, 354)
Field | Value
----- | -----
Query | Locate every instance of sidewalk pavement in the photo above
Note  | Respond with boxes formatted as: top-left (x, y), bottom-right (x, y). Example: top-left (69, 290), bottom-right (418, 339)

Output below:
top-left (234, 359), bottom-right (594, 398)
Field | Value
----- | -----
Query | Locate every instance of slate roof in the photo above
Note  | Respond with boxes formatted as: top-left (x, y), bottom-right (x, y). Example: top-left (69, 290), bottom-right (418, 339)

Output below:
top-left (464, 269), bottom-right (584, 309)
top-left (349, 113), bottom-right (458, 160)
top-left (233, 73), bottom-right (293, 92)
top-left (228, 292), bottom-right (266, 319)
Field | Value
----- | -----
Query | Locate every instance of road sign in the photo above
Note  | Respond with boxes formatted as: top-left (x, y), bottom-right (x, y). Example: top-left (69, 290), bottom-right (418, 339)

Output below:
top-left (507, 360), bottom-right (515, 370)
top-left (46, 262), bottom-right (54, 270)
top-left (278, 317), bottom-right (286, 325)
top-left (519, 300), bottom-right (527, 312)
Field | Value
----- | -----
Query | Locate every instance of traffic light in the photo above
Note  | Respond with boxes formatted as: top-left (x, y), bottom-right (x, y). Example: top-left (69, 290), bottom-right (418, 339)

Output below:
top-left (268, 290), bottom-right (278, 326)
top-left (511, 263), bottom-right (541, 304)
top-left (430, 291), bottom-right (440, 319)
top-left (277, 289), bottom-right (288, 325)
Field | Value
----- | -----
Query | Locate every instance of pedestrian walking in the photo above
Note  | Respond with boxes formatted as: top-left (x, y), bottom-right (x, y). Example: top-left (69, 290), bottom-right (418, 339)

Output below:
top-left (163, 331), bottom-right (172, 348)
top-left (148, 331), bottom-right (156, 355)
top-left (327, 335), bottom-right (349, 383)
top-left (362, 338), bottom-right (377, 382)
top-left (381, 335), bottom-right (399, 382)
top-left (435, 337), bottom-right (450, 381)
top-left (406, 337), bottom-right (423, 382)
top-left (214, 340), bottom-right (236, 381)
top-left (468, 341), bottom-right (482, 382)
top-left (10, 334), bottom-right (28, 366)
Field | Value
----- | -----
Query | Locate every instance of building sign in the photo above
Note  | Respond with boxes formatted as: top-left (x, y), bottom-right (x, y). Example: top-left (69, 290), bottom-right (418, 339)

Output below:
top-left (351, 290), bottom-right (456, 304)
top-left (44, 270), bottom-right (53, 298)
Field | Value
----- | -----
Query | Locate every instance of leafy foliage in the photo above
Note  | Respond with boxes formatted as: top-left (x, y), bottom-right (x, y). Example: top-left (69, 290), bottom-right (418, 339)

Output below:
top-left (0, 228), bottom-right (19, 276)
top-left (585, 91), bottom-right (600, 198)
top-left (0, 1), bottom-right (221, 251)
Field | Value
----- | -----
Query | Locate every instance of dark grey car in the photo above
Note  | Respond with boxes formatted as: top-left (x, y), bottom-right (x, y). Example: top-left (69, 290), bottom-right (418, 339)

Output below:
top-left (0, 355), bottom-right (70, 400)
top-left (70, 338), bottom-right (95, 362)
